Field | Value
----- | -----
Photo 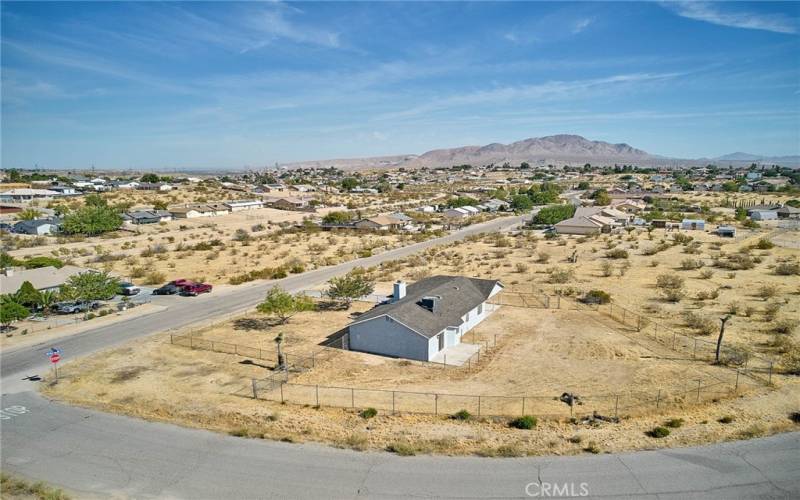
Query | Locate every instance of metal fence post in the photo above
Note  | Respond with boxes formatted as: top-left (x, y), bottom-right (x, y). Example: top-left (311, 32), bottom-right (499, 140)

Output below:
top-left (656, 389), bottom-right (660, 410)
top-left (434, 394), bottom-right (438, 415)
top-left (280, 382), bottom-right (284, 403)
top-left (734, 370), bottom-right (740, 393)
top-left (252, 379), bottom-right (258, 399)
top-left (392, 391), bottom-right (396, 414)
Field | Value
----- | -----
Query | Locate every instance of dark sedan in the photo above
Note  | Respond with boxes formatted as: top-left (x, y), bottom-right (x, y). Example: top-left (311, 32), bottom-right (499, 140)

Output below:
top-left (152, 283), bottom-right (181, 295)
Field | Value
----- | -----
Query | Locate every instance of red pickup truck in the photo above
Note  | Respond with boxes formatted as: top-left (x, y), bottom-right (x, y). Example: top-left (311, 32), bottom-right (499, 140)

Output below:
top-left (180, 283), bottom-right (213, 296)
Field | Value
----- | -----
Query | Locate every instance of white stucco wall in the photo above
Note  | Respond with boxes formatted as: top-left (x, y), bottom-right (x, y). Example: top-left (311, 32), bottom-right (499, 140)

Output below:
top-left (349, 315), bottom-right (430, 361)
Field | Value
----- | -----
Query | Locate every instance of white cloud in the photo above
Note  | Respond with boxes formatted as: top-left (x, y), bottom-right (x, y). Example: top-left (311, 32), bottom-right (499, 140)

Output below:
top-left (667, 1), bottom-right (798, 34)
top-left (572, 18), bottom-right (593, 34)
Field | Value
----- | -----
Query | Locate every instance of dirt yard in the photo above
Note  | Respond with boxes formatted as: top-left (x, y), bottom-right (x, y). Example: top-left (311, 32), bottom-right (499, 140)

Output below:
top-left (42, 297), bottom-right (798, 456)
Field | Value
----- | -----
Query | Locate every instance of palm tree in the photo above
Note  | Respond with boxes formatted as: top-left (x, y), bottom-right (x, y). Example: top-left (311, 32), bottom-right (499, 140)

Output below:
top-left (38, 290), bottom-right (59, 315)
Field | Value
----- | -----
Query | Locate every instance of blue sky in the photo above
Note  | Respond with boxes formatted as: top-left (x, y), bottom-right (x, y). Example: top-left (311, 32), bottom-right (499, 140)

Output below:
top-left (2, 1), bottom-right (799, 170)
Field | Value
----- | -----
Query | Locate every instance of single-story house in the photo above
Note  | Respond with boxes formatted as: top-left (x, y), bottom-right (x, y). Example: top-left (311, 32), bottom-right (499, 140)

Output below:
top-left (611, 199), bottom-right (647, 212)
top-left (443, 206), bottom-right (480, 218)
top-left (354, 216), bottom-right (404, 231)
top-left (262, 184), bottom-right (287, 193)
top-left (266, 196), bottom-right (310, 211)
top-left (123, 210), bottom-right (173, 225)
top-left (137, 182), bottom-right (174, 191)
top-left (48, 185), bottom-right (78, 195)
top-left (289, 184), bottom-right (316, 193)
top-left (0, 189), bottom-right (61, 202)
top-left (681, 219), bottom-right (705, 230)
top-left (111, 180), bottom-right (140, 189)
top-left (554, 215), bottom-right (610, 235)
top-left (477, 199), bottom-right (509, 212)
top-left (777, 206), bottom-right (800, 219)
top-left (0, 265), bottom-right (93, 295)
top-left (224, 199), bottom-right (264, 212)
top-left (750, 210), bottom-right (778, 221)
top-left (13, 218), bottom-right (61, 235)
top-left (417, 205), bottom-right (437, 213)
top-left (169, 205), bottom-right (216, 218)
top-left (347, 276), bottom-right (503, 362)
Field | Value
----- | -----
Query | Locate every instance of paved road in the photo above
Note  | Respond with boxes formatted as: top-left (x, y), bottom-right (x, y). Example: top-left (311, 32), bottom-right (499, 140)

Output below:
top-left (1, 214), bottom-right (525, 386)
top-left (2, 212), bottom-right (799, 498)
top-left (2, 392), bottom-right (798, 499)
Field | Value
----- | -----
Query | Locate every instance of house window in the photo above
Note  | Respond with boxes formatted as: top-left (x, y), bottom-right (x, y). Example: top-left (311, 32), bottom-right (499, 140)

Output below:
top-left (477, 303), bottom-right (483, 315)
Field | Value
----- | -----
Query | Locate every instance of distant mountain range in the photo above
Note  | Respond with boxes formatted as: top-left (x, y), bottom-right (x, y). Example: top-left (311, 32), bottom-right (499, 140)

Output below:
top-left (279, 134), bottom-right (799, 170)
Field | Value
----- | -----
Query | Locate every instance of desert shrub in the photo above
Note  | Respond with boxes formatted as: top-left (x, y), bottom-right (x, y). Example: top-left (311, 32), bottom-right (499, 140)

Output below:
top-left (656, 274), bottom-right (685, 302)
top-left (605, 248), bottom-right (628, 259)
top-left (665, 418), bottom-right (684, 428)
top-left (781, 344), bottom-right (800, 375)
top-left (718, 415), bottom-right (734, 424)
top-left (646, 426), bottom-right (670, 438)
top-left (583, 442), bottom-right (601, 454)
top-left (582, 290), bottom-right (611, 304)
top-left (772, 318), bottom-right (799, 335)
top-left (536, 252), bottom-right (550, 264)
top-left (775, 261), bottom-right (800, 276)
top-left (695, 289), bottom-right (719, 301)
top-left (699, 269), bottom-right (714, 279)
top-left (727, 301), bottom-right (742, 315)
top-left (451, 409), bottom-right (472, 421)
top-left (600, 261), bottom-right (614, 277)
top-left (515, 263), bottom-right (529, 273)
top-left (130, 267), bottom-right (146, 278)
top-left (683, 311), bottom-right (716, 335)
top-left (509, 415), bottom-right (537, 429)
top-left (673, 233), bottom-right (693, 245)
top-left (144, 271), bottom-right (166, 285)
top-left (86, 312), bottom-right (96, 320)
top-left (359, 407), bottom-right (377, 419)
top-left (547, 267), bottom-right (574, 284)
top-left (718, 253), bottom-right (755, 270)
top-left (764, 302), bottom-right (782, 321)
top-left (386, 442), bottom-right (416, 456)
top-left (754, 238), bottom-right (774, 250)
top-left (758, 284), bottom-right (779, 300)
top-left (680, 258), bottom-right (703, 270)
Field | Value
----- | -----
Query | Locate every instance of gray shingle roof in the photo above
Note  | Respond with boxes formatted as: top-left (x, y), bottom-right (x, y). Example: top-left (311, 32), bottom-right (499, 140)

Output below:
top-left (350, 275), bottom-right (502, 338)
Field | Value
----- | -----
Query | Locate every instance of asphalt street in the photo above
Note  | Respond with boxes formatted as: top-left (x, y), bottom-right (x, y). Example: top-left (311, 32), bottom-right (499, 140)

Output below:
top-left (2, 212), bottom-right (799, 499)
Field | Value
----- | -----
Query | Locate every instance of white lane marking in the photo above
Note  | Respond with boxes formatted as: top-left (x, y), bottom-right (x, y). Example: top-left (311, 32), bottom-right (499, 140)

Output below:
top-left (0, 405), bottom-right (29, 419)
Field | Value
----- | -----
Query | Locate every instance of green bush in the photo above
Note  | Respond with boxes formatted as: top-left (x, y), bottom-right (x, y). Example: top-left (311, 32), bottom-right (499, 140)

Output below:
top-left (451, 409), bottom-right (472, 421)
top-left (359, 407), bottom-right (377, 419)
top-left (386, 442), bottom-right (416, 456)
top-left (646, 426), bottom-right (670, 438)
top-left (582, 290), bottom-right (611, 305)
top-left (605, 248), bottom-right (629, 259)
top-left (509, 415), bottom-right (537, 429)
top-left (532, 204), bottom-right (576, 225)
top-left (664, 418), bottom-right (684, 428)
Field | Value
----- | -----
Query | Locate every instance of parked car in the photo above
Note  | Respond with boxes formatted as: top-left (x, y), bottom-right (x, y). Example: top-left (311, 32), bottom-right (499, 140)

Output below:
top-left (152, 283), bottom-right (182, 295)
top-left (119, 282), bottom-right (140, 296)
top-left (180, 283), bottom-right (212, 296)
top-left (54, 301), bottom-right (100, 314)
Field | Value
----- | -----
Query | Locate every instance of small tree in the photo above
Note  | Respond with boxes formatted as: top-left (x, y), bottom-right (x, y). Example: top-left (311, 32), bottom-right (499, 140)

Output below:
top-left (16, 208), bottom-right (41, 221)
top-left (62, 205), bottom-right (122, 235)
top-left (0, 296), bottom-right (29, 329)
top-left (327, 270), bottom-right (375, 307)
top-left (62, 271), bottom-right (121, 303)
top-left (38, 290), bottom-right (59, 314)
top-left (15, 281), bottom-right (42, 308)
top-left (256, 287), bottom-right (314, 324)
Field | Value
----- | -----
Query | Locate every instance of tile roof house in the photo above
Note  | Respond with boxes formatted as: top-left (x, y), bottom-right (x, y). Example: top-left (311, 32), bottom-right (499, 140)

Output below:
top-left (347, 276), bottom-right (503, 362)
top-left (353, 216), bottom-right (404, 231)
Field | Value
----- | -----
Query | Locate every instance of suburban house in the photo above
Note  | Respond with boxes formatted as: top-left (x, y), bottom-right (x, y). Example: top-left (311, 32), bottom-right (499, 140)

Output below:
top-left (169, 205), bottom-right (218, 218)
top-left (122, 210), bottom-right (173, 225)
top-left (13, 218), bottom-right (62, 235)
top-left (443, 206), bottom-right (480, 218)
top-left (681, 219), bottom-right (706, 230)
top-left (354, 216), bottom-right (404, 231)
top-left (611, 199), bottom-right (647, 212)
top-left (347, 276), bottom-right (503, 362)
top-left (554, 215), bottom-right (609, 235)
top-left (0, 265), bottom-right (93, 295)
top-left (265, 196), bottom-right (311, 211)
top-left (0, 189), bottom-right (62, 202)
top-left (224, 199), bottom-right (264, 212)
top-left (750, 210), bottom-right (778, 221)
top-left (137, 182), bottom-right (174, 191)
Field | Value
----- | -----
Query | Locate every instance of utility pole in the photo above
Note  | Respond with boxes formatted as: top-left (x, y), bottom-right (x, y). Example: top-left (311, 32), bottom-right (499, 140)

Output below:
top-left (715, 315), bottom-right (731, 363)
